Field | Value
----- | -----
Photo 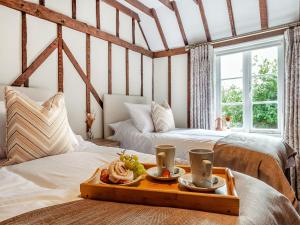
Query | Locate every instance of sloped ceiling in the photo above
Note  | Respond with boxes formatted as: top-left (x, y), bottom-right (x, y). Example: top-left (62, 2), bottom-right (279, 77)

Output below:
top-left (117, 0), bottom-right (300, 51)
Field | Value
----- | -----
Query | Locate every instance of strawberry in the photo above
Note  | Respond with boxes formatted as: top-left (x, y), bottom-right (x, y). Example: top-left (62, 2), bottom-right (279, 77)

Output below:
top-left (162, 168), bottom-right (171, 178)
top-left (100, 169), bottom-right (109, 183)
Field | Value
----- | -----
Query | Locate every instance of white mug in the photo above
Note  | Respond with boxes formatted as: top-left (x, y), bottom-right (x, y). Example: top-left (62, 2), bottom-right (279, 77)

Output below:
top-left (189, 149), bottom-right (214, 187)
top-left (155, 145), bottom-right (175, 176)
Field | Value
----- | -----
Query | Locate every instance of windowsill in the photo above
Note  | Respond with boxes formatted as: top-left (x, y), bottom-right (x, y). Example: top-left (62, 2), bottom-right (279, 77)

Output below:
top-left (229, 129), bottom-right (282, 138)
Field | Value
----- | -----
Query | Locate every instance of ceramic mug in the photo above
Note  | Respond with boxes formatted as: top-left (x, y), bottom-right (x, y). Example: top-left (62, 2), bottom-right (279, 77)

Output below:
top-left (189, 149), bottom-right (214, 187)
top-left (155, 145), bottom-right (175, 176)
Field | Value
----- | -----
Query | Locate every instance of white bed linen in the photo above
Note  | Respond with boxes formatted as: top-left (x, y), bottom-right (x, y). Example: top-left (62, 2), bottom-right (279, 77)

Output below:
top-left (0, 137), bottom-right (155, 221)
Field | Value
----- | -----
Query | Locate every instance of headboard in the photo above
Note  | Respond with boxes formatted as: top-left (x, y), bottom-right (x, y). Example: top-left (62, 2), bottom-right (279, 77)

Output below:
top-left (103, 94), bottom-right (148, 138)
top-left (0, 85), bottom-right (54, 102)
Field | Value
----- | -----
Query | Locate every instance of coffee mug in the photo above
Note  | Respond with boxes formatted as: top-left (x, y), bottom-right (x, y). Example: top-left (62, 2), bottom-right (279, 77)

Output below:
top-left (189, 149), bottom-right (214, 187)
top-left (155, 145), bottom-right (175, 176)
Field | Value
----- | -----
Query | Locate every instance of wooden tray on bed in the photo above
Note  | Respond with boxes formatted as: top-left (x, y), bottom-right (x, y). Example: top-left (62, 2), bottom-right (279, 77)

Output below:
top-left (80, 164), bottom-right (240, 216)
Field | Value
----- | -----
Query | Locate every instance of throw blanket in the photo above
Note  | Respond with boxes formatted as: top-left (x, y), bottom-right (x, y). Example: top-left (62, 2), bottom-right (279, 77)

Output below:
top-left (1, 171), bottom-right (299, 225)
top-left (213, 133), bottom-right (297, 206)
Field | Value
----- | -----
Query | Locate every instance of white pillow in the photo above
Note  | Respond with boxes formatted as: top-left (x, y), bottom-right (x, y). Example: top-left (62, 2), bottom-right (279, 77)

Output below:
top-left (151, 101), bottom-right (175, 132)
top-left (124, 103), bottom-right (154, 133)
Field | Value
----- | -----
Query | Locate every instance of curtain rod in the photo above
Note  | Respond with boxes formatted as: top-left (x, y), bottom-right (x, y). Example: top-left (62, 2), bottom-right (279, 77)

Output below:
top-left (185, 21), bottom-right (300, 50)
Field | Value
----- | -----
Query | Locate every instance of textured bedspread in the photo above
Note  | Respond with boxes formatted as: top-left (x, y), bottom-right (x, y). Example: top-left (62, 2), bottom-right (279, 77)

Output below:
top-left (1, 171), bottom-right (299, 225)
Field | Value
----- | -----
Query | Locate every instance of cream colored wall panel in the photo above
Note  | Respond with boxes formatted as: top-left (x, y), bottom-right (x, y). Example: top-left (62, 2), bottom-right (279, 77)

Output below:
top-left (0, 6), bottom-right (21, 84)
top-left (46, 0), bottom-right (72, 17)
top-left (63, 27), bottom-right (86, 71)
top-left (171, 54), bottom-right (188, 128)
top-left (153, 57), bottom-right (168, 103)
top-left (143, 56), bottom-right (153, 103)
top-left (129, 50), bottom-right (141, 95)
top-left (119, 13), bottom-right (132, 43)
top-left (29, 49), bottom-right (58, 93)
top-left (112, 45), bottom-right (126, 94)
top-left (100, 2), bottom-right (116, 35)
top-left (63, 52), bottom-right (86, 138)
top-left (27, 15), bottom-right (56, 65)
top-left (91, 37), bottom-right (108, 138)
top-left (77, 0), bottom-right (96, 27)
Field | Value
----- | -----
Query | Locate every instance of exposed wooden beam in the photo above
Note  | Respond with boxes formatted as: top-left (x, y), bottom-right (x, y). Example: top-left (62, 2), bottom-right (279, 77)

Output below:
top-left (12, 38), bottom-right (58, 86)
top-left (108, 42), bottom-right (112, 94)
top-left (116, 9), bottom-right (119, 37)
top-left (259, 0), bottom-right (268, 29)
top-left (0, 0), bottom-right (153, 57)
top-left (86, 34), bottom-right (91, 118)
top-left (132, 18), bottom-right (136, 44)
top-left (126, 48), bottom-right (129, 95)
top-left (226, 0), bottom-right (236, 36)
top-left (196, 0), bottom-right (211, 42)
top-left (137, 21), bottom-right (150, 50)
top-left (171, 1), bottom-right (188, 45)
top-left (63, 40), bottom-right (103, 108)
top-left (21, 12), bottom-right (28, 87)
top-left (72, 0), bottom-right (76, 19)
top-left (152, 9), bottom-right (169, 50)
top-left (102, 0), bottom-right (140, 22)
top-left (154, 47), bottom-right (187, 58)
top-left (187, 51), bottom-right (191, 128)
top-left (57, 24), bottom-right (63, 92)
top-left (125, 0), bottom-right (152, 17)
top-left (141, 54), bottom-right (143, 96)
top-left (168, 56), bottom-right (171, 107)
top-left (39, 0), bottom-right (44, 6)
top-left (96, 0), bottom-right (100, 29)
top-left (158, 0), bottom-right (173, 11)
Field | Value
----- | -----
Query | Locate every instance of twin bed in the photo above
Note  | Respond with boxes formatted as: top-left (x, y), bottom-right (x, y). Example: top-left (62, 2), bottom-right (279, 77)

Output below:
top-left (0, 86), bottom-right (299, 224)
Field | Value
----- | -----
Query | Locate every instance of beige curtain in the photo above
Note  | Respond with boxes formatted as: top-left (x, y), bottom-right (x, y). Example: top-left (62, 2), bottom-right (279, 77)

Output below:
top-left (284, 26), bottom-right (300, 198)
top-left (190, 44), bottom-right (213, 129)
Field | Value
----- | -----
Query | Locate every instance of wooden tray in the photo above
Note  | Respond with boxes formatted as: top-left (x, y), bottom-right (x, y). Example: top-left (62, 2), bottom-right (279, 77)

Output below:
top-left (80, 164), bottom-right (240, 215)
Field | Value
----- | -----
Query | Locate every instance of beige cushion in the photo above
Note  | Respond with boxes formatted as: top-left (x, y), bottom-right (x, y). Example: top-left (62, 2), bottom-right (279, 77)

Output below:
top-left (2, 86), bottom-right (74, 166)
top-left (151, 101), bottom-right (175, 132)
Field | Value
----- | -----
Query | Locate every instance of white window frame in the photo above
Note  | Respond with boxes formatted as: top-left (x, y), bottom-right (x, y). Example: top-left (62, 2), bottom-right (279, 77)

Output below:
top-left (214, 36), bottom-right (284, 135)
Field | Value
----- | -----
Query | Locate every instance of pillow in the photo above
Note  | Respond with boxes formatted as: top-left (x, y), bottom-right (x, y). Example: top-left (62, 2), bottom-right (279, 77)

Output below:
top-left (124, 103), bottom-right (154, 133)
top-left (2, 86), bottom-right (75, 166)
top-left (151, 101), bottom-right (175, 132)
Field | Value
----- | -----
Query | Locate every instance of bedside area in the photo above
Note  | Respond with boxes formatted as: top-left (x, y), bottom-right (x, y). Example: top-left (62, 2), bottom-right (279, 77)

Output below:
top-left (91, 138), bottom-right (120, 148)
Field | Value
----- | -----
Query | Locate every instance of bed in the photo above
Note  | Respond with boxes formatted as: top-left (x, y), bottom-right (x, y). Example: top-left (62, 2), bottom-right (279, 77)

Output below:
top-left (103, 94), bottom-right (298, 205)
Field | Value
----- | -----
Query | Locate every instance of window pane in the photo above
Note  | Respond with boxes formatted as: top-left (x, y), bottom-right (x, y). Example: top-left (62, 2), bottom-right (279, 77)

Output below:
top-left (221, 53), bottom-right (243, 79)
top-left (221, 78), bottom-right (243, 103)
top-left (222, 105), bottom-right (243, 128)
top-left (253, 103), bottom-right (278, 129)
top-left (251, 46), bottom-right (278, 102)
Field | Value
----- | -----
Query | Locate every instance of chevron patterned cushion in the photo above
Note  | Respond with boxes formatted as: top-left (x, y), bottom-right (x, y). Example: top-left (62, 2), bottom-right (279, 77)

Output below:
top-left (2, 86), bottom-right (74, 166)
top-left (151, 101), bottom-right (175, 132)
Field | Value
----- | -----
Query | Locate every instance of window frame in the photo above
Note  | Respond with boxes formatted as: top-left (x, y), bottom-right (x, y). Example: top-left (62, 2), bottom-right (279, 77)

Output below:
top-left (214, 36), bottom-right (284, 135)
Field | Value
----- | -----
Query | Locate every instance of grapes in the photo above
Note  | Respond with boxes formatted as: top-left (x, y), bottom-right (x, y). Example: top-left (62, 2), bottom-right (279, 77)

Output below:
top-left (118, 151), bottom-right (145, 178)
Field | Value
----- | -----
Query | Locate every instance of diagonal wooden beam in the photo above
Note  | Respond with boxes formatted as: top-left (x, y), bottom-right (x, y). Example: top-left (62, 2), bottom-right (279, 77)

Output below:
top-left (171, 1), bottom-right (188, 45)
top-left (125, 0), bottom-right (152, 17)
top-left (137, 21), bottom-right (150, 50)
top-left (195, 0), bottom-right (211, 42)
top-left (158, 0), bottom-right (173, 11)
top-left (12, 38), bottom-right (58, 86)
top-left (259, 0), bottom-right (268, 29)
top-left (63, 40), bottom-right (103, 108)
top-left (151, 9), bottom-right (169, 50)
top-left (226, 0), bottom-right (236, 36)
top-left (0, 0), bottom-right (153, 57)
top-left (103, 0), bottom-right (140, 21)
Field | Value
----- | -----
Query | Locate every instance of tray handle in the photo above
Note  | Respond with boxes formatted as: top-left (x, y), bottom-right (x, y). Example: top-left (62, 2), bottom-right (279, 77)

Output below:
top-left (225, 168), bottom-right (238, 197)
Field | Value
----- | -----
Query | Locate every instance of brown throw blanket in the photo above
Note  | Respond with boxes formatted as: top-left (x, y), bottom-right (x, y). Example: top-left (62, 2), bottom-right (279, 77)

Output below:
top-left (1, 171), bottom-right (299, 225)
top-left (213, 133), bottom-right (297, 206)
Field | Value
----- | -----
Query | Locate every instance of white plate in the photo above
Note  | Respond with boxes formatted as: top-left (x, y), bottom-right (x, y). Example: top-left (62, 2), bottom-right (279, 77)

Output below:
top-left (178, 174), bottom-right (225, 192)
top-left (146, 166), bottom-right (186, 181)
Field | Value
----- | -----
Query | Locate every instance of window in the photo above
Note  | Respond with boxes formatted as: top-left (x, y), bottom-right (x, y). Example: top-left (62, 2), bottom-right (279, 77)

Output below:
top-left (215, 37), bottom-right (283, 134)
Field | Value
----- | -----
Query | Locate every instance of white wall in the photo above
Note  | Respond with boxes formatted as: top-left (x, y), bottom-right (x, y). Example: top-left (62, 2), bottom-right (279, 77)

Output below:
top-left (0, 2), bottom-right (152, 138)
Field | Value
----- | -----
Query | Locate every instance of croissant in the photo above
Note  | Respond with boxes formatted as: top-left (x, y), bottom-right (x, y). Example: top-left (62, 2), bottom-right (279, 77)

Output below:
top-left (108, 160), bottom-right (134, 183)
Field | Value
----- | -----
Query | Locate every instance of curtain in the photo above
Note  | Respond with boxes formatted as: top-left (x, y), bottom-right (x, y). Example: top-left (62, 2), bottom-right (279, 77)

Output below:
top-left (190, 44), bottom-right (213, 129)
top-left (284, 26), bottom-right (300, 198)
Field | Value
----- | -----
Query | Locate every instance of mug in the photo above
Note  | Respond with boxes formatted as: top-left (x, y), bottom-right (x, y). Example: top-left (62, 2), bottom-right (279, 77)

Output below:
top-left (189, 149), bottom-right (214, 187)
top-left (155, 145), bottom-right (175, 176)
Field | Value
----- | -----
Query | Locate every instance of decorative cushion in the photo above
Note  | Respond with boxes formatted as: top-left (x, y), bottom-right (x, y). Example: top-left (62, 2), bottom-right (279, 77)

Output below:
top-left (151, 101), bottom-right (175, 132)
top-left (2, 86), bottom-right (74, 166)
top-left (124, 103), bottom-right (154, 133)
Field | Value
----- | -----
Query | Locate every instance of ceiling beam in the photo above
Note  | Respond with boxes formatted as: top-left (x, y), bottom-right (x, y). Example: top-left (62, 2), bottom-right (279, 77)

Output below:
top-left (158, 0), bottom-right (173, 11)
top-left (195, 0), bottom-right (211, 42)
top-left (226, 0), bottom-right (236, 36)
top-left (151, 9), bottom-right (169, 49)
top-left (125, 0), bottom-right (152, 17)
top-left (102, 0), bottom-right (140, 22)
top-left (171, 1), bottom-right (188, 45)
top-left (259, 0), bottom-right (268, 29)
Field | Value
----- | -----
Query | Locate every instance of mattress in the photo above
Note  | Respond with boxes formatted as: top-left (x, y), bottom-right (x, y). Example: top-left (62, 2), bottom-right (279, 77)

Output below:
top-left (0, 138), bottom-right (299, 225)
